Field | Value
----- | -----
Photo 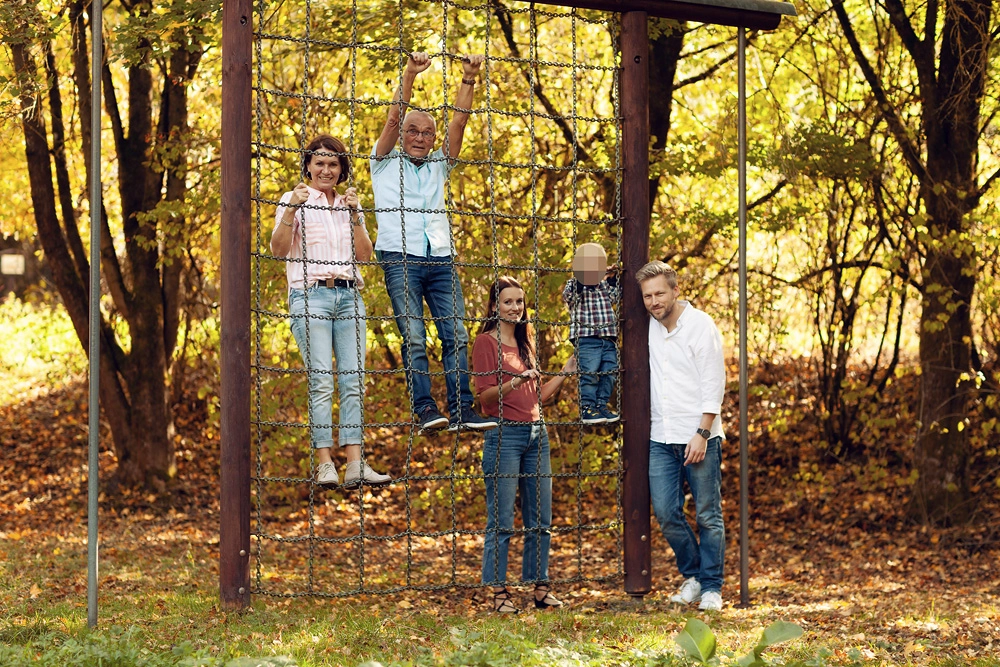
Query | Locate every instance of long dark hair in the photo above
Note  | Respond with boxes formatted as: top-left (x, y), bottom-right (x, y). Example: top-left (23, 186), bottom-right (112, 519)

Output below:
top-left (480, 276), bottom-right (535, 369)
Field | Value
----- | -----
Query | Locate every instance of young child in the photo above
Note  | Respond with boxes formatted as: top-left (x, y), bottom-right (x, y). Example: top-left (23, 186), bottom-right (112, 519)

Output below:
top-left (562, 243), bottom-right (620, 424)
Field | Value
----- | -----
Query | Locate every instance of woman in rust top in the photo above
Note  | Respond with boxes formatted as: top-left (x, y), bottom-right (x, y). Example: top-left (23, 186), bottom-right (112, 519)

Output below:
top-left (471, 275), bottom-right (576, 613)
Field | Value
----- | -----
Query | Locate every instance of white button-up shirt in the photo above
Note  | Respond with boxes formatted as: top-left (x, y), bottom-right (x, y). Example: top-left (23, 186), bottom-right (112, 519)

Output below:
top-left (369, 147), bottom-right (452, 257)
top-left (274, 186), bottom-right (366, 290)
top-left (648, 301), bottom-right (726, 444)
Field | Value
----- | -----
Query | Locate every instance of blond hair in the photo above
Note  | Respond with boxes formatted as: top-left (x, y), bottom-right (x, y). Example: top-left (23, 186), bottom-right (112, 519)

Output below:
top-left (634, 260), bottom-right (678, 287)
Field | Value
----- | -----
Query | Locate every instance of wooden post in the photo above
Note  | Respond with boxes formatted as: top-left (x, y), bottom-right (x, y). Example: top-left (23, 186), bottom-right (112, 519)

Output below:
top-left (620, 10), bottom-right (652, 599)
top-left (220, 0), bottom-right (252, 610)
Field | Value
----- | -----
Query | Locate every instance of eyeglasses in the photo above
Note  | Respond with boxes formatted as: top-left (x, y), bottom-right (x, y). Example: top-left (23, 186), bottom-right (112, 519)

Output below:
top-left (404, 128), bottom-right (435, 139)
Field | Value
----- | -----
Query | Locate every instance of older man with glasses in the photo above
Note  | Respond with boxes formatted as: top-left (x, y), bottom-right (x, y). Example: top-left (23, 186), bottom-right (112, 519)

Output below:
top-left (371, 51), bottom-right (497, 434)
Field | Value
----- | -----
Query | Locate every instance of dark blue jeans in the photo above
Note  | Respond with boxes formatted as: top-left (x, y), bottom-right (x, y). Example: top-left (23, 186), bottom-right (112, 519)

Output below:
top-left (649, 437), bottom-right (725, 593)
top-left (379, 251), bottom-right (473, 416)
top-left (481, 424), bottom-right (552, 586)
top-left (574, 336), bottom-right (618, 408)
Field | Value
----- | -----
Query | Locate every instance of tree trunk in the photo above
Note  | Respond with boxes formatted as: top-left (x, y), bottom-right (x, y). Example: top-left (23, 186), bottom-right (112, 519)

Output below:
top-left (647, 22), bottom-right (684, 213)
top-left (910, 0), bottom-right (991, 524)
top-left (833, 0), bottom-right (994, 523)
top-left (6, 0), bottom-right (207, 489)
top-left (914, 242), bottom-right (975, 522)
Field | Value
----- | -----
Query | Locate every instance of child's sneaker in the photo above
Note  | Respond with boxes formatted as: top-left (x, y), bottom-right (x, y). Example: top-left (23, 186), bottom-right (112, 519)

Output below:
top-left (598, 406), bottom-right (620, 423)
top-left (581, 406), bottom-right (607, 425)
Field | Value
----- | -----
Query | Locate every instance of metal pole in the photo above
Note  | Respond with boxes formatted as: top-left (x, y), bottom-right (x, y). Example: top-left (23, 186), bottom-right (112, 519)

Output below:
top-left (737, 26), bottom-right (750, 609)
top-left (620, 10), bottom-right (652, 599)
top-left (87, 0), bottom-right (103, 630)
top-left (220, 0), bottom-right (253, 609)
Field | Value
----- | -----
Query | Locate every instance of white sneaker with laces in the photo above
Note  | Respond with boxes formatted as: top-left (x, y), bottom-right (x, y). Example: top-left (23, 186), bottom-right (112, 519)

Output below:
top-left (669, 577), bottom-right (702, 605)
top-left (698, 590), bottom-right (723, 611)
top-left (342, 461), bottom-right (392, 489)
top-left (315, 462), bottom-right (339, 486)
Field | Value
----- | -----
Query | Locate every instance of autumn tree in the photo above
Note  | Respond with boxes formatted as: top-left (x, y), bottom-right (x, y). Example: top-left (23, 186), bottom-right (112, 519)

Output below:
top-left (827, 0), bottom-right (998, 522)
top-left (1, 0), bottom-right (218, 488)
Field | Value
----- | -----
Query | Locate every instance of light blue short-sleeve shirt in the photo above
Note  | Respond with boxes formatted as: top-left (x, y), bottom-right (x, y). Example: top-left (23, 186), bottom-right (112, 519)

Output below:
top-left (370, 147), bottom-right (453, 257)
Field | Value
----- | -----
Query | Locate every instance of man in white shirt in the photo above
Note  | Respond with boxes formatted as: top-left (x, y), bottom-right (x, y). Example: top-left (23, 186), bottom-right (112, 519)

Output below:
top-left (637, 260), bottom-right (726, 611)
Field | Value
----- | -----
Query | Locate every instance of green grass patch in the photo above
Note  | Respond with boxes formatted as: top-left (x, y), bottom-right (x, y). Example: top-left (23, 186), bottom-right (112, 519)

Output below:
top-left (3, 534), bottom-right (998, 666)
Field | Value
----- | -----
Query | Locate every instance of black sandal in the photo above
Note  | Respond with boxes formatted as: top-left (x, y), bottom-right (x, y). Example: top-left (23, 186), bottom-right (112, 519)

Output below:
top-left (492, 588), bottom-right (520, 614)
top-left (533, 584), bottom-right (564, 609)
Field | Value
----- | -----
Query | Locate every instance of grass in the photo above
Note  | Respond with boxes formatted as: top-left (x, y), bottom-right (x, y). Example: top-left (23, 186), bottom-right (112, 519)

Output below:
top-left (2, 531), bottom-right (999, 666)
top-left (2, 302), bottom-right (999, 665)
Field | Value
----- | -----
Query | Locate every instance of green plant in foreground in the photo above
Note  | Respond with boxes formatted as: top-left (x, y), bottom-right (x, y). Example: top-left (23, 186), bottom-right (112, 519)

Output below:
top-left (675, 618), bottom-right (808, 666)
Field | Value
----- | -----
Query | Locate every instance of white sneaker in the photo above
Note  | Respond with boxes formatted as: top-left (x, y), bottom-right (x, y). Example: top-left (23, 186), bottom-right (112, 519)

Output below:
top-left (342, 461), bottom-right (392, 489)
top-left (669, 577), bottom-right (702, 605)
top-left (698, 591), bottom-right (723, 611)
top-left (315, 462), bottom-right (339, 486)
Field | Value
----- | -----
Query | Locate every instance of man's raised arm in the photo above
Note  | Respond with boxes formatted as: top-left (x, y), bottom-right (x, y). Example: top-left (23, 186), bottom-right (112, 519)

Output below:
top-left (374, 52), bottom-right (431, 158)
top-left (445, 54), bottom-right (484, 163)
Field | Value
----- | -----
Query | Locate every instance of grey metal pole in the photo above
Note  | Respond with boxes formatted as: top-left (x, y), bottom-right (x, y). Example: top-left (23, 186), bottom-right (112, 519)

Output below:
top-left (737, 26), bottom-right (750, 609)
top-left (87, 0), bottom-right (103, 629)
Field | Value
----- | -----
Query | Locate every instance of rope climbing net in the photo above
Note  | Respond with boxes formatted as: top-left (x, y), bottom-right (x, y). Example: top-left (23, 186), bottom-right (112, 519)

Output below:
top-left (251, 0), bottom-right (624, 599)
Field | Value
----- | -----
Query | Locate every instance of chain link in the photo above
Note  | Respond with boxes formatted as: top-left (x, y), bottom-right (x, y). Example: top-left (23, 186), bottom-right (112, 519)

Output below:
top-left (251, 0), bottom-right (624, 600)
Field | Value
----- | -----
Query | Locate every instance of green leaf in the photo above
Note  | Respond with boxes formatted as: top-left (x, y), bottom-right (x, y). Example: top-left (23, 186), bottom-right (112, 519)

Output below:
top-left (736, 654), bottom-right (764, 667)
top-left (757, 620), bottom-right (803, 650)
top-left (675, 617), bottom-right (716, 663)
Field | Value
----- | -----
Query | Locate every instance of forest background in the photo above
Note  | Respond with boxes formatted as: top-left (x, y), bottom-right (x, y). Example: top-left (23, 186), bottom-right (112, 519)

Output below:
top-left (1, 0), bottom-right (1000, 664)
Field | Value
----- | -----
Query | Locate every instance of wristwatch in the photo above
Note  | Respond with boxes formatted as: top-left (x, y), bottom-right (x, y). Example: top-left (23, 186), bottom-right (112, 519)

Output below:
top-left (695, 428), bottom-right (711, 440)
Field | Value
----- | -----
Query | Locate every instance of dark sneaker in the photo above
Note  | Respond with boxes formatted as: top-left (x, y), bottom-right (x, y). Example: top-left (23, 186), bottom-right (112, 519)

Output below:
top-left (599, 406), bottom-right (620, 423)
top-left (417, 406), bottom-right (449, 432)
top-left (580, 405), bottom-right (607, 425)
top-left (447, 405), bottom-right (499, 431)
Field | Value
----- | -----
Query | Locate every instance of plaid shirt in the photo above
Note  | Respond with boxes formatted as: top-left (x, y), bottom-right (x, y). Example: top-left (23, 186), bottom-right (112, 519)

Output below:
top-left (563, 276), bottom-right (620, 339)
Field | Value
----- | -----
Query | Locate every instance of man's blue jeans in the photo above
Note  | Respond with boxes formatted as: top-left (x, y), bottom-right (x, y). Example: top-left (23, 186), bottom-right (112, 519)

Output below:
top-left (481, 424), bottom-right (552, 586)
top-left (379, 251), bottom-right (473, 416)
top-left (649, 437), bottom-right (725, 593)
top-left (574, 336), bottom-right (618, 408)
top-left (288, 286), bottom-right (367, 447)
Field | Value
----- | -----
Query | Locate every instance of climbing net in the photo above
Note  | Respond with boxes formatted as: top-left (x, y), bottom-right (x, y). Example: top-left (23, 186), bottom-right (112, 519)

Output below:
top-left (251, 0), bottom-right (624, 598)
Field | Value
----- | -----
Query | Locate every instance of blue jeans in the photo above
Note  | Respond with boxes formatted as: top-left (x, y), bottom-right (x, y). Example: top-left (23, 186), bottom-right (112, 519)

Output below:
top-left (288, 286), bottom-right (366, 447)
top-left (379, 251), bottom-right (473, 415)
top-left (649, 437), bottom-right (725, 593)
top-left (481, 424), bottom-right (552, 586)
top-left (575, 336), bottom-right (618, 408)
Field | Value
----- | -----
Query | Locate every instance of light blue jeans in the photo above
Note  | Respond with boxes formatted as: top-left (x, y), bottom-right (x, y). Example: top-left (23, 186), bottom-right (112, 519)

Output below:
top-left (649, 437), bottom-right (725, 593)
top-left (481, 424), bottom-right (553, 586)
top-left (288, 286), bottom-right (366, 447)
